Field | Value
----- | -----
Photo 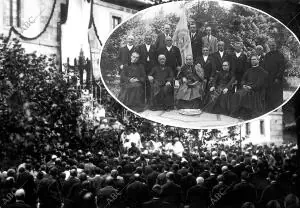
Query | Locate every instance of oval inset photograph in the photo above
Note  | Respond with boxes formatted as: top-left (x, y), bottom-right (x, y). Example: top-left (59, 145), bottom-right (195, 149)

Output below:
top-left (99, 0), bottom-right (300, 129)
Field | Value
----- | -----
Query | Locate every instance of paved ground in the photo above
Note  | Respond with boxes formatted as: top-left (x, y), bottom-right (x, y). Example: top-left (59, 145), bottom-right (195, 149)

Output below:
top-left (140, 110), bottom-right (243, 129)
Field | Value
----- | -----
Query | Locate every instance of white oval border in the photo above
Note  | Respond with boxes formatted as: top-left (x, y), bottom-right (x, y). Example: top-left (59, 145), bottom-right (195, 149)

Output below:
top-left (99, 0), bottom-right (300, 130)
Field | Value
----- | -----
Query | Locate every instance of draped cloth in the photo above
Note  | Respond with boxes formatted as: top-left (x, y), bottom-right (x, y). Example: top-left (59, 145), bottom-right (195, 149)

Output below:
top-left (172, 9), bottom-right (193, 66)
top-left (61, 0), bottom-right (92, 64)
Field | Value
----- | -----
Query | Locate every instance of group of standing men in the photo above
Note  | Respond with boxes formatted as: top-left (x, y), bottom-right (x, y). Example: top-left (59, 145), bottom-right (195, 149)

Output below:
top-left (117, 23), bottom-right (286, 119)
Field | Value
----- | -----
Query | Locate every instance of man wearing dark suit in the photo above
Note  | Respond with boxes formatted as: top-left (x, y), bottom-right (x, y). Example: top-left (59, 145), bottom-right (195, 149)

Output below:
top-left (231, 42), bottom-right (248, 89)
top-left (189, 23), bottom-right (202, 62)
top-left (202, 26), bottom-right (218, 54)
top-left (137, 34), bottom-right (157, 74)
top-left (259, 172), bottom-right (285, 208)
top-left (117, 35), bottom-right (136, 72)
top-left (160, 172), bottom-right (182, 207)
top-left (196, 47), bottom-right (216, 91)
top-left (37, 167), bottom-right (62, 208)
top-left (62, 169), bottom-right (80, 208)
top-left (212, 41), bottom-right (232, 72)
top-left (15, 165), bottom-right (36, 208)
top-left (155, 24), bottom-right (172, 50)
top-left (157, 36), bottom-right (182, 77)
top-left (90, 167), bottom-right (104, 191)
top-left (97, 178), bottom-right (122, 208)
top-left (232, 171), bottom-right (257, 208)
top-left (126, 174), bottom-right (150, 208)
top-left (186, 177), bottom-right (210, 208)
top-left (136, 34), bottom-right (157, 105)
top-left (142, 184), bottom-right (172, 208)
top-left (6, 189), bottom-right (31, 208)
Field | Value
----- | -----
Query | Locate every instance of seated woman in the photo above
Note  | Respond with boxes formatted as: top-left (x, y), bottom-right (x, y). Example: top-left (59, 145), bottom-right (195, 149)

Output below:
top-left (118, 52), bottom-right (146, 112)
top-left (207, 61), bottom-right (235, 115)
top-left (176, 55), bottom-right (205, 109)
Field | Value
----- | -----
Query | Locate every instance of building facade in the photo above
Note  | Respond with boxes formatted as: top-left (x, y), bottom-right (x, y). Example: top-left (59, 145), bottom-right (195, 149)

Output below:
top-left (242, 109), bottom-right (284, 145)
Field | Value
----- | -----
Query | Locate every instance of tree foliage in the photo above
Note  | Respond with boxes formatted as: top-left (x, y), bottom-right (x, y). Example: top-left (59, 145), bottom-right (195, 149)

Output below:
top-left (0, 38), bottom-right (83, 165)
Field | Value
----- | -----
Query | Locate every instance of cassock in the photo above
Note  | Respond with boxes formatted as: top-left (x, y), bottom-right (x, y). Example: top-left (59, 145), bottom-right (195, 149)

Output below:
top-left (212, 51), bottom-right (232, 72)
top-left (207, 70), bottom-right (235, 115)
top-left (230, 66), bottom-right (268, 119)
top-left (117, 45), bottom-right (136, 69)
top-left (118, 63), bottom-right (146, 112)
top-left (149, 65), bottom-right (174, 110)
top-left (190, 32), bottom-right (202, 61)
top-left (263, 50), bottom-right (285, 111)
top-left (157, 46), bottom-right (182, 76)
top-left (231, 52), bottom-right (248, 88)
top-left (176, 64), bottom-right (205, 109)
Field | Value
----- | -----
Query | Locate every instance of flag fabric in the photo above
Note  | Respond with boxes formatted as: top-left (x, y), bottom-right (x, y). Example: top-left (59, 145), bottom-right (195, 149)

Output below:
top-left (172, 10), bottom-right (193, 66)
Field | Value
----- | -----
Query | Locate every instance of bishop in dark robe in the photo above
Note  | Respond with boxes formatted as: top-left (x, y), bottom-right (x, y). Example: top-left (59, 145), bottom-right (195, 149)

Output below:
top-left (207, 61), bottom-right (235, 115)
top-left (118, 52), bottom-right (146, 112)
top-left (230, 55), bottom-right (268, 119)
top-left (262, 41), bottom-right (285, 111)
top-left (148, 54), bottom-right (174, 111)
top-left (176, 55), bottom-right (205, 109)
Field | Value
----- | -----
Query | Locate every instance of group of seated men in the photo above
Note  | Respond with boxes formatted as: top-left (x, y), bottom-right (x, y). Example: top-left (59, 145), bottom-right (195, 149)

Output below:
top-left (117, 24), bottom-right (285, 119)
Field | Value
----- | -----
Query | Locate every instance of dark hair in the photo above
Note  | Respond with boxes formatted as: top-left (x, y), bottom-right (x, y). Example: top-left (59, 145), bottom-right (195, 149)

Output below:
top-left (241, 202), bottom-right (256, 208)
top-left (266, 200), bottom-right (281, 208)
top-left (284, 194), bottom-right (299, 208)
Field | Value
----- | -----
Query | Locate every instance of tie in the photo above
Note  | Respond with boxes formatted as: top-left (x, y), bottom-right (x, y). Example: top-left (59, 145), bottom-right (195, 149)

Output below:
top-left (208, 35), bottom-right (210, 42)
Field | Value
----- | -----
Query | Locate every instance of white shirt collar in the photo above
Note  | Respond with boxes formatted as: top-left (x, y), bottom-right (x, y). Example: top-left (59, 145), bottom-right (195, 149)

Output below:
top-left (127, 45), bottom-right (133, 51)
top-left (235, 51), bottom-right (241, 57)
top-left (165, 33), bottom-right (171, 38)
top-left (203, 55), bottom-right (208, 62)
top-left (219, 51), bottom-right (224, 57)
top-left (145, 44), bottom-right (151, 51)
top-left (166, 46), bottom-right (172, 51)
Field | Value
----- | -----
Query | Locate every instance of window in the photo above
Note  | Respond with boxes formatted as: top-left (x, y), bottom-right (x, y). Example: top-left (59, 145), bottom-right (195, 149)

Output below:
top-left (3, 0), bottom-right (21, 27)
top-left (260, 120), bottom-right (265, 135)
top-left (245, 123), bottom-right (250, 135)
top-left (112, 16), bottom-right (121, 29)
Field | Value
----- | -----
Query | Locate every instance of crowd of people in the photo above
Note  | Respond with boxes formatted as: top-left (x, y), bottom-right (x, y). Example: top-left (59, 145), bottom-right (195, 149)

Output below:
top-left (115, 23), bottom-right (286, 119)
top-left (0, 131), bottom-right (299, 208)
